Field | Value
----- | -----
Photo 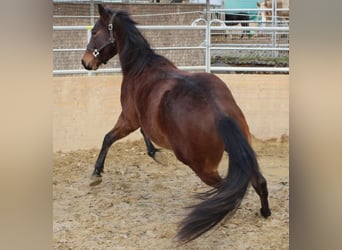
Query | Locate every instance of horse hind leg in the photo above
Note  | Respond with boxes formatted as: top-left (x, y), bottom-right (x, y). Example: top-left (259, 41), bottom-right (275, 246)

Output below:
top-left (173, 147), bottom-right (223, 187)
top-left (190, 163), bottom-right (222, 188)
top-left (251, 170), bottom-right (271, 218)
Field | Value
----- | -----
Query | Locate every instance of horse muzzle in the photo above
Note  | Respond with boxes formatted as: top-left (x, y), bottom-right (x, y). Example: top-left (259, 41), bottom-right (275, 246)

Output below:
top-left (81, 51), bottom-right (100, 70)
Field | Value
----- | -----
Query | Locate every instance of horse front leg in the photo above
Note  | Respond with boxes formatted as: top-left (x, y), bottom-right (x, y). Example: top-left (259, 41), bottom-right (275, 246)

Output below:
top-left (140, 128), bottom-right (159, 159)
top-left (90, 113), bottom-right (138, 186)
top-left (140, 128), bottom-right (169, 165)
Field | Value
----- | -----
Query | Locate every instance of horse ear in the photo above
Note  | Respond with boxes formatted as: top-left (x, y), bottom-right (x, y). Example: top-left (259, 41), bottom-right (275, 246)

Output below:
top-left (98, 4), bottom-right (107, 18)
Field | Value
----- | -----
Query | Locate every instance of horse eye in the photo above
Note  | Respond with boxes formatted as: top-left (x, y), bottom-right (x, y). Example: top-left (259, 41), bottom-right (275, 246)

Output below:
top-left (91, 30), bottom-right (97, 36)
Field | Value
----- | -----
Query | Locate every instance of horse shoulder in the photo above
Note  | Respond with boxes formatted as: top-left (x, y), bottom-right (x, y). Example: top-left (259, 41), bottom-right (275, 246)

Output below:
top-left (118, 78), bottom-right (140, 128)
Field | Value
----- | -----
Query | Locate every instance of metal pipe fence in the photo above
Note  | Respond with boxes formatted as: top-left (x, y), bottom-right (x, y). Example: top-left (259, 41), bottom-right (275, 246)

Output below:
top-left (53, 8), bottom-right (289, 75)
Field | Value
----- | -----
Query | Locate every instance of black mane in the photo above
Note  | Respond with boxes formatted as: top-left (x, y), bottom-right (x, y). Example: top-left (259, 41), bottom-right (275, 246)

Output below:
top-left (114, 11), bottom-right (175, 76)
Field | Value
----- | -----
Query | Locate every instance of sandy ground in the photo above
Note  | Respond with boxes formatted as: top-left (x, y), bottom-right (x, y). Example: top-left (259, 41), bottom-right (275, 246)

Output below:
top-left (53, 135), bottom-right (288, 250)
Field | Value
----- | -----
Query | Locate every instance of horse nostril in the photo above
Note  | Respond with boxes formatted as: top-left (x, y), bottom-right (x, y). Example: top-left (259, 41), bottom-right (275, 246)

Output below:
top-left (81, 59), bottom-right (91, 70)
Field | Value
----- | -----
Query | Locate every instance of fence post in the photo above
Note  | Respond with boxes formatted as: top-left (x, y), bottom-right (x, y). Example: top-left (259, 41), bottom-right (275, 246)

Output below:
top-left (271, 0), bottom-right (278, 57)
top-left (205, 0), bottom-right (211, 73)
top-left (90, 0), bottom-right (94, 26)
top-left (88, 0), bottom-right (95, 76)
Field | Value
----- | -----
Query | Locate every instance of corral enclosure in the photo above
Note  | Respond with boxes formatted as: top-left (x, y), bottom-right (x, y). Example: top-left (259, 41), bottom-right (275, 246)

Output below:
top-left (53, 1), bottom-right (289, 74)
top-left (53, 74), bottom-right (289, 249)
top-left (53, 2), bottom-right (207, 72)
top-left (53, 2), bottom-right (289, 249)
top-left (53, 73), bottom-right (289, 249)
top-left (53, 2), bottom-right (289, 152)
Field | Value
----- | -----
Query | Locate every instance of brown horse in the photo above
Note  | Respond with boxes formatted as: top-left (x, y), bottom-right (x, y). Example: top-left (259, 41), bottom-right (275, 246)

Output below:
top-left (81, 4), bottom-right (271, 244)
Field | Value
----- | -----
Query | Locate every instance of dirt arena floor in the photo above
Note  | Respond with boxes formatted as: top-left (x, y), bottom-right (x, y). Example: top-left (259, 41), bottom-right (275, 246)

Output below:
top-left (53, 135), bottom-right (289, 249)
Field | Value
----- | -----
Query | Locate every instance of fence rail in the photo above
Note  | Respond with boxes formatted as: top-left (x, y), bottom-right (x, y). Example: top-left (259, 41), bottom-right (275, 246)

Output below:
top-left (53, 8), bottom-right (289, 75)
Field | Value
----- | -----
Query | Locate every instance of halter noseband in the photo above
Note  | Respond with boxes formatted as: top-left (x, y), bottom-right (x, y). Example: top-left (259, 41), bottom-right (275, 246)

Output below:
top-left (87, 13), bottom-right (116, 63)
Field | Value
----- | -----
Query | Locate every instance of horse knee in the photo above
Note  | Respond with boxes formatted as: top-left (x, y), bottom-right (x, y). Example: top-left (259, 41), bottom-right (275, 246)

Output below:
top-left (103, 131), bottom-right (116, 147)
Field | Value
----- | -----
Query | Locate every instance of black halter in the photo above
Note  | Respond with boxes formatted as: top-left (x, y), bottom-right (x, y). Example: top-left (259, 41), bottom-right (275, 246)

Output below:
top-left (86, 13), bottom-right (116, 63)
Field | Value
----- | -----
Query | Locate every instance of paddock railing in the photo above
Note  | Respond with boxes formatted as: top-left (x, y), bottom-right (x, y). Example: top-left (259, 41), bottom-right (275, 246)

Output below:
top-left (53, 8), bottom-right (289, 75)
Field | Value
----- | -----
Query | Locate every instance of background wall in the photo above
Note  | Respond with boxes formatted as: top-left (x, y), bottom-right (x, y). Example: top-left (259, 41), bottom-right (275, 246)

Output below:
top-left (53, 74), bottom-right (288, 152)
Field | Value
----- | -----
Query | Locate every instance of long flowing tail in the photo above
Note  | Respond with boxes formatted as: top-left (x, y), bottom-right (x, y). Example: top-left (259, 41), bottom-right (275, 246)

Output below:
top-left (176, 116), bottom-right (258, 243)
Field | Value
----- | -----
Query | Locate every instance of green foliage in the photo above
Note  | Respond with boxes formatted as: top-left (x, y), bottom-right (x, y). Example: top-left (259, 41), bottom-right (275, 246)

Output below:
top-left (211, 56), bottom-right (289, 67)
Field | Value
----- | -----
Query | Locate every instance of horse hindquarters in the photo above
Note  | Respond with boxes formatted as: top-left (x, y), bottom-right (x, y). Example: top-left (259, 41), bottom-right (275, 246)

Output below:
top-left (176, 116), bottom-right (271, 243)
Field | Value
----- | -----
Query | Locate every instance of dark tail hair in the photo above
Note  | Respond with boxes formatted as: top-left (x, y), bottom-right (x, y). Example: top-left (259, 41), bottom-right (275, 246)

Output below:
top-left (176, 116), bottom-right (258, 243)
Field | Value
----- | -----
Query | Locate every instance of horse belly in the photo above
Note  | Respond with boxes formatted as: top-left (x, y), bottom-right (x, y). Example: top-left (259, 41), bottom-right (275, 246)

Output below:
top-left (138, 104), bottom-right (173, 150)
top-left (145, 125), bottom-right (172, 150)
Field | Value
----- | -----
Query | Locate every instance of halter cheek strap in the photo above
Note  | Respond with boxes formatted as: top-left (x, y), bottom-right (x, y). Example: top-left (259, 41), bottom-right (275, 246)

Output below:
top-left (87, 12), bottom-right (117, 62)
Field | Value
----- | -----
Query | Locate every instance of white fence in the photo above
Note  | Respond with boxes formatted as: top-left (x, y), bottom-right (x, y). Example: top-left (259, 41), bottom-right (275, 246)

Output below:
top-left (53, 8), bottom-right (289, 75)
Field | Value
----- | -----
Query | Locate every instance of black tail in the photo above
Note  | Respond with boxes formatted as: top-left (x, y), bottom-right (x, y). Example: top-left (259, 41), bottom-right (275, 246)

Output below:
top-left (176, 116), bottom-right (258, 243)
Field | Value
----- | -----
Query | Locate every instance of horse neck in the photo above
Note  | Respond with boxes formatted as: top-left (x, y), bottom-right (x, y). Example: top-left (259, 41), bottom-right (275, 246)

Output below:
top-left (115, 23), bottom-right (155, 77)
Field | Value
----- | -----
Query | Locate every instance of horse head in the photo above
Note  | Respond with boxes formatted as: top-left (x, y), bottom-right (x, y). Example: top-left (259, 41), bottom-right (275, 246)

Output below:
top-left (81, 4), bottom-right (118, 70)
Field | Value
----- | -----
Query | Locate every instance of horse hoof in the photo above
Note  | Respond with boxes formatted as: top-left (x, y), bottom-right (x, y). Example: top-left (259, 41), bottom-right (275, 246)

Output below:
top-left (90, 175), bottom-right (102, 186)
top-left (154, 151), bottom-right (168, 165)
top-left (260, 208), bottom-right (271, 218)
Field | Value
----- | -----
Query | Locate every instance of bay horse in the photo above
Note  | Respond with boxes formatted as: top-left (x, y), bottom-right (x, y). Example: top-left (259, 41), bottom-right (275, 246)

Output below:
top-left (81, 4), bottom-right (271, 244)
